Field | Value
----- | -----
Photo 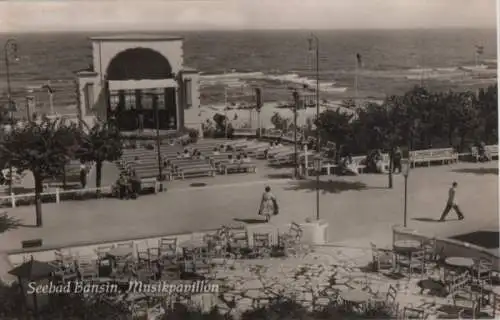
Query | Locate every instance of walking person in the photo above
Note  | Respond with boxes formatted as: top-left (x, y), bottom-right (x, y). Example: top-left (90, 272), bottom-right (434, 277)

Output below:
top-left (392, 146), bottom-right (402, 173)
top-left (79, 162), bottom-right (87, 188)
top-left (439, 182), bottom-right (464, 221)
top-left (258, 186), bottom-right (279, 222)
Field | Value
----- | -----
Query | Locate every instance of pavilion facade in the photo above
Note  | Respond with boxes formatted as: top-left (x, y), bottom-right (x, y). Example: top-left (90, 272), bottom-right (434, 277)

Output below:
top-left (75, 35), bottom-right (200, 132)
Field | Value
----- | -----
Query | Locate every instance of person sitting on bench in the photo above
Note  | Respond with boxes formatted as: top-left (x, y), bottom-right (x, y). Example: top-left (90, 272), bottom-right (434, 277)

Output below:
top-left (182, 149), bottom-right (191, 158)
top-left (129, 170), bottom-right (141, 199)
top-left (176, 152), bottom-right (182, 159)
top-left (341, 154), bottom-right (358, 176)
top-left (228, 154), bottom-right (235, 164)
top-left (117, 174), bottom-right (129, 199)
top-left (477, 141), bottom-right (491, 162)
top-left (242, 153), bottom-right (251, 163)
top-left (213, 147), bottom-right (220, 155)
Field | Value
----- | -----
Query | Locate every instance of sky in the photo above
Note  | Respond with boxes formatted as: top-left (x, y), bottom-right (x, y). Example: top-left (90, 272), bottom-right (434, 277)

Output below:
top-left (0, 0), bottom-right (497, 32)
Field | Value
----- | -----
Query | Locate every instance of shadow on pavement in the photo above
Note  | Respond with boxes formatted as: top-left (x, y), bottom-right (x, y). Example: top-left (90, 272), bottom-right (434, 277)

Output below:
top-left (234, 218), bottom-right (267, 224)
top-left (266, 173), bottom-right (294, 180)
top-left (0, 212), bottom-right (21, 233)
top-left (452, 167), bottom-right (499, 175)
top-left (412, 217), bottom-right (441, 222)
top-left (450, 231), bottom-right (500, 249)
top-left (283, 179), bottom-right (384, 194)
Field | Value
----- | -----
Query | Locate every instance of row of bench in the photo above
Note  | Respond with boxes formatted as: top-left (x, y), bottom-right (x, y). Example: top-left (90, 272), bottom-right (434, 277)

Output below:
top-left (119, 142), bottom-right (261, 181)
top-left (470, 145), bottom-right (498, 162)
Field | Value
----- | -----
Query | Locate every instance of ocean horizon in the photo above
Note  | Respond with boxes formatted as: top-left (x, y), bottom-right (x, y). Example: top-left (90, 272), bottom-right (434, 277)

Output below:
top-left (0, 28), bottom-right (497, 117)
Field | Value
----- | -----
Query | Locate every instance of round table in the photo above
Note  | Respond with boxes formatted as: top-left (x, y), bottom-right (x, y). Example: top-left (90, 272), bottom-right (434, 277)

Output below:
top-left (393, 240), bottom-right (421, 253)
top-left (417, 279), bottom-right (446, 295)
top-left (180, 239), bottom-right (207, 250)
top-left (340, 290), bottom-right (371, 305)
top-left (108, 246), bottom-right (133, 258)
top-left (445, 257), bottom-right (474, 269)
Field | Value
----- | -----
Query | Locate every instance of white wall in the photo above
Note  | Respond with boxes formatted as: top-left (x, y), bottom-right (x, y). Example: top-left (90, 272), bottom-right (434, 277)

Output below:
top-left (92, 39), bottom-right (183, 83)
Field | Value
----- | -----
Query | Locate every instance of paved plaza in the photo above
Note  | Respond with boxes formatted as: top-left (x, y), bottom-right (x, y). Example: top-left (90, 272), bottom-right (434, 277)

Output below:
top-left (0, 161), bottom-right (497, 254)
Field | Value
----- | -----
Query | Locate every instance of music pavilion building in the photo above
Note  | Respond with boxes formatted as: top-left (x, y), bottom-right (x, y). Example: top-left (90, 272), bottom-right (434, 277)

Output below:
top-left (75, 35), bottom-right (200, 133)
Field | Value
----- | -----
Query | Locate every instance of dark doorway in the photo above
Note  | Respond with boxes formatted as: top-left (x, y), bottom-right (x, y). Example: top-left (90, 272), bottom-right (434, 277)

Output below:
top-left (105, 48), bottom-right (177, 131)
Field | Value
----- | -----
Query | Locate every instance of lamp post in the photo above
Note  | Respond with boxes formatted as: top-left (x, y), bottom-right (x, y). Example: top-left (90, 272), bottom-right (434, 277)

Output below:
top-left (401, 159), bottom-right (410, 227)
top-left (309, 34), bottom-right (321, 220)
top-left (308, 33), bottom-right (320, 152)
top-left (292, 90), bottom-right (300, 178)
top-left (313, 155), bottom-right (322, 220)
top-left (147, 93), bottom-right (163, 187)
top-left (4, 39), bottom-right (19, 195)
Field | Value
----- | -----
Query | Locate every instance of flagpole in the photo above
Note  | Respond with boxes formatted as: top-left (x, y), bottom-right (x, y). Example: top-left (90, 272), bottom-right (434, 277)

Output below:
top-left (224, 72), bottom-right (228, 139)
top-left (354, 56), bottom-right (359, 108)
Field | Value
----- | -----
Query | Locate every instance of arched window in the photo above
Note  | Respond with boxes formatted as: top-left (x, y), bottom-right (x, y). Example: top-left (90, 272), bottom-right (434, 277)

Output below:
top-left (124, 91), bottom-right (136, 110)
top-left (110, 94), bottom-right (119, 111)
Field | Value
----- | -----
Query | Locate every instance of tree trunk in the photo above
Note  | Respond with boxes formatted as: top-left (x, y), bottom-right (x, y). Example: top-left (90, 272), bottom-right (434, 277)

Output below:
top-left (62, 165), bottom-right (67, 190)
top-left (388, 150), bottom-right (393, 189)
top-left (95, 161), bottom-right (102, 195)
top-left (34, 174), bottom-right (43, 227)
top-left (459, 132), bottom-right (467, 153)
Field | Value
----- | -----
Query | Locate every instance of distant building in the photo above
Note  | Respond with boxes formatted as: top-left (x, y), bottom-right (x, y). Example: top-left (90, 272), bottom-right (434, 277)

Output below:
top-left (75, 34), bottom-right (200, 133)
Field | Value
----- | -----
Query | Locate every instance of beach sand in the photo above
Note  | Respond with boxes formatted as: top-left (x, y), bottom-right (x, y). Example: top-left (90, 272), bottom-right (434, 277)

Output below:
top-left (185, 100), bottom-right (356, 129)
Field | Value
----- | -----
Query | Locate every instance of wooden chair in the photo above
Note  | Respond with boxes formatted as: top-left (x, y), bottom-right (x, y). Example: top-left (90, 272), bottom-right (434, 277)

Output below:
top-left (116, 241), bottom-right (134, 249)
top-left (53, 249), bottom-right (78, 283)
top-left (77, 258), bottom-right (98, 280)
top-left (136, 242), bottom-right (150, 265)
top-left (397, 249), bottom-right (428, 278)
top-left (402, 306), bottom-right (427, 319)
top-left (385, 285), bottom-right (400, 317)
top-left (159, 237), bottom-right (178, 260)
top-left (278, 222), bottom-right (303, 254)
top-left (228, 229), bottom-right (248, 254)
top-left (370, 242), bottom-right (394, 272)
top-left (54, 249), bottom-right (75, 267)
top-left (252, 233), bottom-right (272, 258)
top-left (95, 245), bottom-right (114, 259)
top-left (447, 271), bottom-right (474, 306)
top-left (471, 257), bottom-right (492, 285)
top-left (491, 288), bottom-right (500, 318)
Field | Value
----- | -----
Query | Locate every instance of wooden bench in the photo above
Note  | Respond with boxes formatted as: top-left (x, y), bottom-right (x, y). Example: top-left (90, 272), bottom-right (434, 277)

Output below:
top-left (233, 128), bottom-right (256, 138)
top-left (470, 145), bottom-right (499, 161)
top-left (352, 156), bottom-right (367, 173)
top-left (409, 148), bottom-right (458, 167)
top-left (178, 165), bottom-right (216, 179)
top-left (281, 131), bottom-right (303, 143)
top-left (140, 177), bottom-right (161, 193)
top-left (134, 168), bottom-right (173, 181)
top-left (220, 162), bottom-right (257, 174)
top-left (268, 151), bottom-right (296, 166)
top-left (262, 129), bottom-right (283, 140)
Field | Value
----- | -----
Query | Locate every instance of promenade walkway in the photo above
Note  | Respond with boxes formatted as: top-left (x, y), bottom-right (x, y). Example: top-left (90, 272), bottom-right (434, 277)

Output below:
top-left (0, 162), bottom-right (496, 254)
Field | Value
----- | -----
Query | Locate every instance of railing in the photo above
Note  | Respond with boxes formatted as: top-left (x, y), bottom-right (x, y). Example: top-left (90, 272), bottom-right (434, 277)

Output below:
top-left (0, 186), bottom-right (113, 209)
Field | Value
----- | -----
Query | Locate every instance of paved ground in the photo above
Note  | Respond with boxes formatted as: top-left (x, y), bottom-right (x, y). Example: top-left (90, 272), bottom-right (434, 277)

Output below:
top-left (0, 161), bottom-right (497, 254)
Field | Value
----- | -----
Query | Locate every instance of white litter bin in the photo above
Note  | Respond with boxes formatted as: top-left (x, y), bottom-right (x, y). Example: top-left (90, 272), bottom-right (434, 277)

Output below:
top-left (299, 220), bottom-right (329, 245)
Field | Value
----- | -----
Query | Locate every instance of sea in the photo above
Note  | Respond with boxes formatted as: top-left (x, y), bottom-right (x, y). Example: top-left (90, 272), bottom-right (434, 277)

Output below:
top-left (0, 29), bottom-right (497, 127)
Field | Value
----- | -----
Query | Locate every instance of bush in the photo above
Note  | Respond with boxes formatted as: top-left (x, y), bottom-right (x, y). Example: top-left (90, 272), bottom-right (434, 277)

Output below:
top-left (187, 128), bottom-right (199, 143)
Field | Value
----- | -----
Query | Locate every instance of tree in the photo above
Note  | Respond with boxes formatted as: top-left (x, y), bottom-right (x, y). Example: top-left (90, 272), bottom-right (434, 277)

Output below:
top-left (476, 84), bottom-right (498, 144)
top-left (76, 120), bottom-right (123, 191)
top-left (0, 118), bottom-right (80, 226)
top-left (315, 109), bottom-right (355, 153)
top-left (213, 113), bottom-right (228, 135)
top-left (270, 112), bottom-right (291, 131)
top-left (270, 112), bottom-right (283, 129)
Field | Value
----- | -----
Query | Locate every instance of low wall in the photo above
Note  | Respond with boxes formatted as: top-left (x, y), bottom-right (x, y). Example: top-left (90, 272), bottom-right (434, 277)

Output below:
top-left (7, 229), bottom-right (231, 268)
top-left (7, 221), bottom-right (312, 269)
top-left (392, 225), bottom-right (500, 272)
